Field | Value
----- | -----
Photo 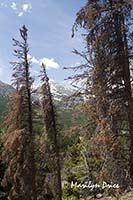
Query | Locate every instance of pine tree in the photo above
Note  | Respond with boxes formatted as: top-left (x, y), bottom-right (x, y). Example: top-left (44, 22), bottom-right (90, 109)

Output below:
top-left (2, 25), bottom-right (37, 200)
top-left (72, 0), bottom-right (133, 185)
top-left (39, 63), bottom-right (62, 200)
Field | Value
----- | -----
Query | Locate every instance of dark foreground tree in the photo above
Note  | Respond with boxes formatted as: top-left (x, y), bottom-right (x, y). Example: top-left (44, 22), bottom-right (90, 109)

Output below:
top-left (71, 0), bottom-right (133, 186)
top-left (1, 25), bottom-right (37, 200)
top-left (39, 64), bottom-right (62, 200)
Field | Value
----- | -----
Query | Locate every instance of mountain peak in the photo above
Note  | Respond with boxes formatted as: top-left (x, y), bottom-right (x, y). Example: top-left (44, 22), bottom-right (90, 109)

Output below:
top-left (33, 79), bottom-right (74, 102)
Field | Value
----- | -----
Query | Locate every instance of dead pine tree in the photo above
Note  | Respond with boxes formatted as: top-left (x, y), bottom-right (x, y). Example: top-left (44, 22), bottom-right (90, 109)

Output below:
top-left (112, 3), bottom-right (133, 181)
top-left (39, 63), bottom-right (62, 200)
top-left (1, 25), bottom-right (37, 200)
top-left (71, 0), bottom-right (133, 187)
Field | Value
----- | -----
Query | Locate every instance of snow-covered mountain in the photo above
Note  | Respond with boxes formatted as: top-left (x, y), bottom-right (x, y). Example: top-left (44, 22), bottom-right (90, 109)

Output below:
top-left (0, 79), bottom-right (74, 99)
top-left (49, 79), bottom-right (74, 101)
top-left (0, 79), bottom-right (75, 106)
top-left (0, 79), bottom-right (81, 122)
top-left (32, 79), bottom-right (75, 104)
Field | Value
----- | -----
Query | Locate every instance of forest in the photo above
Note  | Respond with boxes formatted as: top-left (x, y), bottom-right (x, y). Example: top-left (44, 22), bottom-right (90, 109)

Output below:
top-left (0, 0), bottom-right (133, 200)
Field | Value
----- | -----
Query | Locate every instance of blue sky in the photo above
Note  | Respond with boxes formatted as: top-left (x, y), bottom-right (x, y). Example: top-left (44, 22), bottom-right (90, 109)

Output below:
top-left (0, 0), bottom-right (86, 85)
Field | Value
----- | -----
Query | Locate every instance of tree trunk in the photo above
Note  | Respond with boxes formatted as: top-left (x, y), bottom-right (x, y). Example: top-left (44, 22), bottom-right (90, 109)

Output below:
top-left (25, 51), bottom-right (37, 199)
top-left (114, 9), bottom-right (133, 180)
top-left (41, 65), bottom-right (62, 200)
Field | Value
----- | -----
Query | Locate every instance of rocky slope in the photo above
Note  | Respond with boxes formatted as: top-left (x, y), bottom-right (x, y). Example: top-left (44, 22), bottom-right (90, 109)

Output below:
top-left (0, 81), bottom-right (15, 122)
top-left (0, 80), bottom-right (76, 122)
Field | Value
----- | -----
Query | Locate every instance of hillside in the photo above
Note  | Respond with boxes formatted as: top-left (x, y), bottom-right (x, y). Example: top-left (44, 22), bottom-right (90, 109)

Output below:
top-left (0, 81), bottom-right (14, 122)
top-left (0, 80), bottom-right (79, 123)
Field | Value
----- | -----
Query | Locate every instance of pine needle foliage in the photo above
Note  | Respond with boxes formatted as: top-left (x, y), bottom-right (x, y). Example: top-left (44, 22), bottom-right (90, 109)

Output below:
top-left (1, 25), bottom-right (37, 200)
top-left (39, 64), bottom-right (62, 200)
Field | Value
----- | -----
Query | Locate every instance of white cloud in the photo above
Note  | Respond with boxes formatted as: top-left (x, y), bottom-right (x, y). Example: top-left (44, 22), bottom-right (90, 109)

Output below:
top-left (27, 54), bottom-right (32, 60)
top-left (31, 56), bottom-right (39, 64)
top-left (22, 3), bottom-right (32, 12)
top-left (27, 54), bottom-right (39, 64)
top-left (40, 58), bottom-right (60, 69)
top-left (11, 2), bottom-right (17, 10)
top-left (18, 3), bottom-right (32, 17)
top-left (28, 54), bottom-right (60, 69)
top-left (0, 2), bottom-right (7, 7)
top-left (5, 1), bottom-right (33, 17)
top-left (18, 12), bottom-right (23, 17)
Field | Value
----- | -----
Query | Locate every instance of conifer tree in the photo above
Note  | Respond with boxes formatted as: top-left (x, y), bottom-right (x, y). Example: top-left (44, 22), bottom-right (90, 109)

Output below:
top-left (72, 0), bottom-right (133, 184)
top-left (2, 25), bottom-right (37, 200)
top-left (39, 63), bottom-right (62, 200)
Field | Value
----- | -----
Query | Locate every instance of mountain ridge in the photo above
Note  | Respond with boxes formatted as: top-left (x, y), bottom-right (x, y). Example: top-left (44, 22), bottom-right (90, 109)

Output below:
top-left (0, 79), bottom-right (75, 122)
